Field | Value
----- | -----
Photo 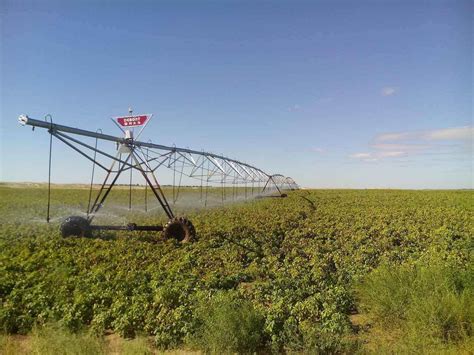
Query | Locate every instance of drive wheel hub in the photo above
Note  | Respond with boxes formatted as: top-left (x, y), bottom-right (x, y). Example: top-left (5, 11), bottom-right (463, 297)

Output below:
top-left (60, 216), bottom-right (92, 237)
top-left (162, 217), bottom-right (196, 243)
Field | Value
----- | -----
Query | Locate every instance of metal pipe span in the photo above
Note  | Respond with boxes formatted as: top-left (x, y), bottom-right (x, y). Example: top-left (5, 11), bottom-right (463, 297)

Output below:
top-left (19, 115), bottom-right (272, 177)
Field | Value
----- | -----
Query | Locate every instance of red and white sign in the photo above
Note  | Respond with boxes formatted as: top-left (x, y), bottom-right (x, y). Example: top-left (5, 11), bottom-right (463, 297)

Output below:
top-left (116, 115), bottom-right (149, 127)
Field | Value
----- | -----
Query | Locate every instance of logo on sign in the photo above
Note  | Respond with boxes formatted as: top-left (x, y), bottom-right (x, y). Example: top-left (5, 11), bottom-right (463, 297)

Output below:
top-left (116, 115), bottom-right (149, 127)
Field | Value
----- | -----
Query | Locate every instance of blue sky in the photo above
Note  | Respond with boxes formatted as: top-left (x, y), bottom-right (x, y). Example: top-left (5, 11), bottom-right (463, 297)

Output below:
top-left (1, 0), bottom-right (472, 188)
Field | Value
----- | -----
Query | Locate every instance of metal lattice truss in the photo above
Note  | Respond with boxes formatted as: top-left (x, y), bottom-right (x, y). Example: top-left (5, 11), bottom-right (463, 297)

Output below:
top-left (139, 147), bottom-right (299, 190)
top-left (19, 115), bottom-right (298, 219)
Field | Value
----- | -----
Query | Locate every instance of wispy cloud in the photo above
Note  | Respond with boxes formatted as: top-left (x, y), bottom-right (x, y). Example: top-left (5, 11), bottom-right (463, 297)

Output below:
top-left (312, 147), bottom-right (326, 153)
top-left (371, 143), bottom-right (429, 151)
top-left (350, 152), bottom-right (371, 159)
top-left (378, 151), bottom-right (406, 157)
top-left (288, 96), bottom-right (333, 113)
top-left (423, 126), bottom-right (473, 141)
top-left (376, 126), bottom-right (473, 142)
top-left (314, 97), bottom-right (333, 104)
top-left (381, 87), bottom-right (397, 96)
top-left (288, 104), bottom-right (301, 112)
top-left (376, 132), bottom-right (412, 141)
top-left (350, 125), bottom-right (473, 162)
top-left (350, 151), bottom-right (406, 162)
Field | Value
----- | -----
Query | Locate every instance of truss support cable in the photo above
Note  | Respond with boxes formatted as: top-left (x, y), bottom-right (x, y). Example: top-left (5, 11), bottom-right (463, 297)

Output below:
top-left (205, 158), bottom-right (210, 207)
top-left (89, 154), bottom-right (131, 218)
top-left (87, 134), bottom-right (100, 217)
top-left (88, 152), bottom-right (125, 220)
top-left (261, 176), bottom-right (270, 193)
top-left (51, 133), bottom-right (109, 172)
top-left (54, 131), bottom-right (130, 170)
top-left (174, 153), bottom-right (186, 204)
top-left (200, 154), bottom-right (204, 201)
top-left (144, 148), bottom-right (149, 212)
top-left (132, 152), bottom-right (174, 219)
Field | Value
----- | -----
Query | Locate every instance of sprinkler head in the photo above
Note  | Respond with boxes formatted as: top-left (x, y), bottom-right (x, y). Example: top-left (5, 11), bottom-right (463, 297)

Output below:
top-left (18, 114), bottom-right (29, 125)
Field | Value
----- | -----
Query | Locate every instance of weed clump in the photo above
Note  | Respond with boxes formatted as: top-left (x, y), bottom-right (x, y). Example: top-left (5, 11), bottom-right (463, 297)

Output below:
top-left (190, 291), bottom-right (265, 354)
top-left (356, 256), bottom-right (473, 352)
top-left (30, 323), bottom-right (106, 355)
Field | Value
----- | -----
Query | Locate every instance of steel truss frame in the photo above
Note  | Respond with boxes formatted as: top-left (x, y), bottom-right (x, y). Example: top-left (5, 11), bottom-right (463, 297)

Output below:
top-left (19, 115), bottom-right (299, 229)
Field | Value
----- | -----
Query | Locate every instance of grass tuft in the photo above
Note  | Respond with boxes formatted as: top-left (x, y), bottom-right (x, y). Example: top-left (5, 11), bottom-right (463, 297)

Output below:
top-left (189, 291), bottom-right (265, 354)
top-left (120, 336), bottom-right (153, 355)
top-left (356, 258), bottom-right (473, 352)
top-left (29, 323), bottom-right (106, 355)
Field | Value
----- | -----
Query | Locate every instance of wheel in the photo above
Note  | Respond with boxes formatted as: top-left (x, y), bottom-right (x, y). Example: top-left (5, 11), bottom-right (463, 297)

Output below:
top-left (162, 217), bottom-right (196, 243)
top-left (60, 216), bottom-right (92, 237)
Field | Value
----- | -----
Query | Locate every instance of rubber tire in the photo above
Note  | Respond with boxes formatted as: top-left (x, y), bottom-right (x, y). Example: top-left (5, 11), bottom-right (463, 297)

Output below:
top-left (162, 217), bottom-right (196, 243)
top-left (60, 216), bottom-right (92, 237)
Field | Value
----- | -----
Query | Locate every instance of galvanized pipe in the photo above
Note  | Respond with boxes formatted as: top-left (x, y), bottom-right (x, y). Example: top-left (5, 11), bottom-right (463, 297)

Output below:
top-left (19, 115), bottom-right (271, 178)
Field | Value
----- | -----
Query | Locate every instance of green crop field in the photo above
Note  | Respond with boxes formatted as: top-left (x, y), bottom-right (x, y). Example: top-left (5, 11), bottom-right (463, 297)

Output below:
top-left (0, 185), bottom-right (472, 354)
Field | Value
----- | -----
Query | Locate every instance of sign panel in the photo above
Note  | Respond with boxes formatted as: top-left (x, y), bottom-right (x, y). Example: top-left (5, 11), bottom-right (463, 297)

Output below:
top-left (115, 115), bottom-right (149, 127)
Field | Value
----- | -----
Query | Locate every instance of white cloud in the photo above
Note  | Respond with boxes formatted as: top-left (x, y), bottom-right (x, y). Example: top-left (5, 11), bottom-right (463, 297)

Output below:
top-left (314, 97), bottom-right (333, 104)
top-left (376, 126), bottom-right (473, 142)
top-left (376, 132), bottom-right (413, 141)
top-left (351, 125), bottom-right (473, 163)
top-left (371, 143), bottom-right (429, 151)
top-left (312, 147), bottom-right (326, 153)
top-left (288, 104), bottom-right (301, 112)
top-left (350, 151), bottom-right (406, 162)
top-left (381, 87), bottom-right (397, 96)
top-left (379, 151), bottom-right (405, 158)
top-left (423, 126), bottom-right (473, 141)
top-left (350, 152), bottom-right (371, 159)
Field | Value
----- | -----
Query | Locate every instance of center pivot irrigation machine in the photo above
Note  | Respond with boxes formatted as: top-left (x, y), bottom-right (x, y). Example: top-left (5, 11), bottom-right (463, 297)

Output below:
top-left (18, 111), bottom-right (298, 242)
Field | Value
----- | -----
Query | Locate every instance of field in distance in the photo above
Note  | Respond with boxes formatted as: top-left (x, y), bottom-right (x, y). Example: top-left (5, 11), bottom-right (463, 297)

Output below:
top-left (0, 186), bottom-right (472, 354)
